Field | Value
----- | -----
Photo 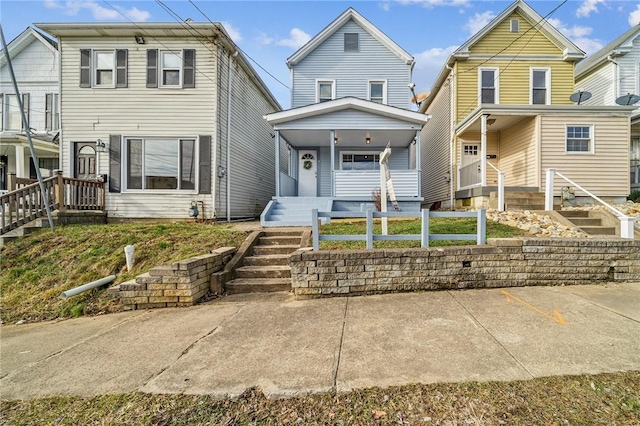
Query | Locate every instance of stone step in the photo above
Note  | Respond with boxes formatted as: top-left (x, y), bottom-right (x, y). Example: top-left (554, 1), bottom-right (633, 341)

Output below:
top-left (504, 204), bottom-right (546, 211)
top-left (243, 254), bottom-right (290, 266)
top-left (558, 210), bottom-right (590, 218)
top-left (258, 235), bottom-right (301, 246)
top-left (579, 226), bottom-right (616, 235)
top-left (252, 244), bottom-right (300, 256)
top-left (226, 278), bottom-right (291, 294)
top-left (262, 229), bottom-right (305, 237)
top-left (235, 265), bottom-right (291, 279)
top-left (569, 218), bottom-right (602, 226)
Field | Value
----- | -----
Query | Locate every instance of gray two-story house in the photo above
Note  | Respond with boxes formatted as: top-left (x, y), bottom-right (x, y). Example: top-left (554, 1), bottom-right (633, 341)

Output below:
top-left (261, 8), bottom-right (429, 226)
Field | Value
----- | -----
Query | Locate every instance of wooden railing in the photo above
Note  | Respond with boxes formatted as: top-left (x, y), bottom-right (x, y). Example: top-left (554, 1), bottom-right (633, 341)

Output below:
top-left (1, 172), bottom-right (105, 235)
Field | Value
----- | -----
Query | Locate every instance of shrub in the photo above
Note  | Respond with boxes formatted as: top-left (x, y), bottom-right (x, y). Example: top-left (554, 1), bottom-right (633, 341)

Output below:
top-left (628, 190), bottom-right (640, 203)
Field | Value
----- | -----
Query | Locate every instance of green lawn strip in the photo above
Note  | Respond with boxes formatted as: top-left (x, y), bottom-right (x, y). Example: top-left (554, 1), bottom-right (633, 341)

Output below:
top-left (0, 223), bottom-right (247, 323)
top-left (2, 372), bottom-right (638, 425)
top-left (319, 218), bottom-right (528, 250)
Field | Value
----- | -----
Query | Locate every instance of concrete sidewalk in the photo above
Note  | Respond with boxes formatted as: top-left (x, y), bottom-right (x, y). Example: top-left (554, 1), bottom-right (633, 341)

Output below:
top-left (1, 283), bottom-right (639, 400)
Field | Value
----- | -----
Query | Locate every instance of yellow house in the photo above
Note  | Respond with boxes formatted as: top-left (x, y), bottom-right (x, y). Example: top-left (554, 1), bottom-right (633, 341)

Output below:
top-left (420, 0), bottom-right (635, 210)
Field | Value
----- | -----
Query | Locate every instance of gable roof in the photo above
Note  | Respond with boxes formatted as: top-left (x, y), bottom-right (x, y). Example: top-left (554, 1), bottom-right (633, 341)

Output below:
top-left (0, 27), bottom-right (58, 68)
top-left (575, 24), bottom-right (640, 78)
top-left (286, 8), bottom-right (413, 68)
top-left (453, 0), bottom-right (584, 62)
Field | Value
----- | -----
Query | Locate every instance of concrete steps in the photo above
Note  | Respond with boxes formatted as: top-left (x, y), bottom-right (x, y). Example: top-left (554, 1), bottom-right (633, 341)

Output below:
top-left (558, 210), bottom-right (616, 236)
top-left (0, 217), bottom-right (58, 247)
top-left (261, 197), bottom-right (333, 227)
top-left (489, 191), bottom-right (550, 211)
top-left (225, 230), bottom-right (307, 295)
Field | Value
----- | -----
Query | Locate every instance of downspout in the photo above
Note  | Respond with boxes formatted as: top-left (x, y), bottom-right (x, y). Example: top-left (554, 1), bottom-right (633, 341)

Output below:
top-left (606, 54), bottom-right (619, 100)
top-left (211, 44), bottom-right (220, 219)
top-left (226, 50), bottom-right (237, 222)
top-left (447, 64), bottom-right (455, 210)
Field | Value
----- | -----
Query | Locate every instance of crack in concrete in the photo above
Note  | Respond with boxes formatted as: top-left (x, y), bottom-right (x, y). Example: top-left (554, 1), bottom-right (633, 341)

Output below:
top-left (560, 291), bottom-right (640, 324)
top-left (447, 291), bottom-right (535, 379)
top-left (332, 298), bottom-right (349, 390)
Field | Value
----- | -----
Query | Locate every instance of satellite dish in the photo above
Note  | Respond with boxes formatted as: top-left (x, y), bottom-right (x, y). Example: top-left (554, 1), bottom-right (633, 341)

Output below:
top-left (615, 93), bottom-right (640, 106)
top-left (410, 91), bottom-right (429, 105)
top-left (569, 90), bottom-right (592, 105)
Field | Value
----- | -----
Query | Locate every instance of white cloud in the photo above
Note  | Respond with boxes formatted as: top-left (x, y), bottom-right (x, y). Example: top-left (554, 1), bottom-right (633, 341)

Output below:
top-left (465, 11), bottom-right (495, 35)
top-left (255, 32), bottom-right (274, 46)
top-left (576, 0), bottom-right (606, 18)
top-left (397, 0), bottom-right (469, 7)
top-left (629, 4), bottom-right (640, 26)
top-left (44, 0), bottom-right (150, 21)
top-left (221, 21), bottom-right (242, 43)
top-left (547, 18), bottom-right (603, 55)
top-left (380, 1), bottom-right (391, 12)
top-left (275, 28), bottom-right (311, 49)
top-left (413, 45), bottom-right (458, 90)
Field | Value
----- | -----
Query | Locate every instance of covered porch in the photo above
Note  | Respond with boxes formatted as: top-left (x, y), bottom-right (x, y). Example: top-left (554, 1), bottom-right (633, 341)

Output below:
top-left (262, 97), bottom-right (429, 226)
top-left (0, 132), bottom-right (59, 193)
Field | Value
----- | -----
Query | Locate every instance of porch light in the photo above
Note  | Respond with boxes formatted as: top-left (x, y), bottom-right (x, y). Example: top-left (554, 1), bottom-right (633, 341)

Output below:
top-left (487, 119), bottom-right (496, 126)
top-left (96, 139), bottom-right (106, 153)
top-left (365, 137), bottom-right (371, 144)
top-left (334, 137), bottom-right (338, 144)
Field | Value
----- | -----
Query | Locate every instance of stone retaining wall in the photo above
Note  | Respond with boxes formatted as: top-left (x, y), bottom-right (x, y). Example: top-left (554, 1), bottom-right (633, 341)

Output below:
top-left (289, 238), bottom-right (640, 298)
top-left (119, 247), bottom-right (236, 310)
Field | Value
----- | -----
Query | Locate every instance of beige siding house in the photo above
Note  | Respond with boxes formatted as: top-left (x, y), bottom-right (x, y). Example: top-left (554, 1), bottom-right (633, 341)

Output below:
top-left (36, 23), bottom-right (280, 220)
top-left (419, 0), bottom-right (634, 209)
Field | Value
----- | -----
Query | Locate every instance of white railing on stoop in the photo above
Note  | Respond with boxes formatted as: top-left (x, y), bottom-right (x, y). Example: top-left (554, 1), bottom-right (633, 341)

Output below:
top-left (544, 168), bottom-right (635, 239)
top-left (486, 162), bottom-right (505, 212)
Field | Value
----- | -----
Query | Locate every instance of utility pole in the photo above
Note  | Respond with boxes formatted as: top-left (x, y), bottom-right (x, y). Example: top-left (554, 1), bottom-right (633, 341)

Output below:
top-left (0, 24), bottom-right (55, 231)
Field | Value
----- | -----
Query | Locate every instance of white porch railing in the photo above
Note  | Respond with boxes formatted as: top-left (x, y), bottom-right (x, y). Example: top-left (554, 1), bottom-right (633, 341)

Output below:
top-left (545, 168), bottom-right (635, 239)
top-left (334, 170), bottom-right (419, 197)
top-left (486, 162), bottom-right (505, 212)
top-left (458, 160), bottom-right (482, 189)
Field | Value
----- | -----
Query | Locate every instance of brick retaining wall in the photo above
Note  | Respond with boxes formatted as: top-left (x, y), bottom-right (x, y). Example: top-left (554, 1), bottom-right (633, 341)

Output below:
top-left (119, 247), bottom-right (236, 310)
top-left (289, 238), bottom-right (640, 298)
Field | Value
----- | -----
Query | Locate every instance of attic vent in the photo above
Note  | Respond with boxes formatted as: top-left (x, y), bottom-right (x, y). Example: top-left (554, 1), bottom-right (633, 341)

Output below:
top-left (344, 33), bottom-right (359, 52)
top-left (510, 19), bottom-right (519, 33)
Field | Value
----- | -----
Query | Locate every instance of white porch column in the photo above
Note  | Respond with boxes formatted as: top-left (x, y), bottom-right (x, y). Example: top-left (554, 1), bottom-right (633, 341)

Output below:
top-left (275, 130), bottom-right (280, 197)
top-left (415, 130), bottom-right (421, 197)
top-left (480, 114), bottom-right (487, 187)
top-left (15, 145), bottom-right (26, 178)
top-left (330, 130), bottom-right (335, 197)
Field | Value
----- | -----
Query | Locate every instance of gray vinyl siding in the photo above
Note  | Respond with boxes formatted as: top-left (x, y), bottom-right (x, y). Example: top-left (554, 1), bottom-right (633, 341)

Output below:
top-left (421, 76), bottom-right (451, 205)
top-left (619, 36), bottom-right (640, 100)
top-left (291, 20), bottom-right (411, 109)
top-left (318, 146), bottom-right (331, 196)
top-left (275, 109), bottom-right (420, 130)
top-left (576, 63), bottom-right (616, 106)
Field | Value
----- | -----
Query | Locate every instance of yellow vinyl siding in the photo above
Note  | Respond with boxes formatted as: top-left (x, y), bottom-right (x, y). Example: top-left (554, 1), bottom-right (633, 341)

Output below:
top-left (498, 117), bottom-right (537, 186)
top-left (540, 115), bottom-right (630, 196)
top-left (455, 60), bottom-right (575, 121)
top-left (470, 12), bottom-right (562, 55)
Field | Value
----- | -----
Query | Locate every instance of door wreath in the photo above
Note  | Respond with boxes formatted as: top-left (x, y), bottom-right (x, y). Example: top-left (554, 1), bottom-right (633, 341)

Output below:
top-left (303, 160), bottom-right (313, 170)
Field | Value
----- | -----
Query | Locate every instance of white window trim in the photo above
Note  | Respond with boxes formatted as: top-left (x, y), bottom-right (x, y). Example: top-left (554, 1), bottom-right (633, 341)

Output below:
top-left (565, 124), bottom-right (595, 155)
top-left (478, 67), bottom-right (499, 105)
top-left (530, 67), bottom-right (551, 105)
top-left (159, 50), bottom-right (183, 89)
top-left (93, 50), bottom-right (116, 89)
top-left (316, 79), bottom-right (336, 103)
top-left (339, 151), bottom-right (381, 170)
top-left (122, 136), bottom-right (199, 193)
top-left (367, 80), bottom-right (387, 104)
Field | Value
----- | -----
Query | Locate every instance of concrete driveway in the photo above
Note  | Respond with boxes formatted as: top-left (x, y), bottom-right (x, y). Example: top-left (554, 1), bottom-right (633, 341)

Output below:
top-left (1, 282), bottom-right (639, 400)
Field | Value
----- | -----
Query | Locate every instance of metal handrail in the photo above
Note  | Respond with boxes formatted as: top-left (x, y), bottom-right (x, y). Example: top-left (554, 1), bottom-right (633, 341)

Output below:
top-left (555, 171), bottom-right (627, 219)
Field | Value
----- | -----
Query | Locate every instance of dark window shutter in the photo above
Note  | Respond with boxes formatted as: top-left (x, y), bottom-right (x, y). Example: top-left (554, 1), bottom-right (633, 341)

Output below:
top-left (198, 135), bottom-right (211, 194)
top-left (80, 49), bottom-right (91, 88)
top-left (45, 93), bottom-right (52, 131)
top-left (116, 49), bottom-right (127, 88)
top-left (183, 49), bottom-right (195, 88)
top-left (146, 49), bottom-right (158, 88)
top-left (21, 93), bottom-right (29, 130)
top-left (109, 134), bottom-right (121, 193)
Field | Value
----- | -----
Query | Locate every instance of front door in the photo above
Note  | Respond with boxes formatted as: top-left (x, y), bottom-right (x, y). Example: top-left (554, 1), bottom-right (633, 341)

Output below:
top-left (75, 143), bottom-right (97, 180)
top-left (298, 150), bottom-right (317, 197)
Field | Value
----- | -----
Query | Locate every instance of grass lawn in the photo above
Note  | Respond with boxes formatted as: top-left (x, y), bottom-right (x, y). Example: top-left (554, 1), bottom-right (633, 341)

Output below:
top-left (0, 223), bottom-right (247, 324)
top-left (1, 372), bottom-right (638, 425)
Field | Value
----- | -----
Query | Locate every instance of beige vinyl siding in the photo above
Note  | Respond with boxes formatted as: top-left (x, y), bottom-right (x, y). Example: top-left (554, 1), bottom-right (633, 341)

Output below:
top-left (470, 11), bottom-right (562, 55)
top-left (421, 74), bottom-right (452, 204)
top-left (540, 114), bottom-right (630, 196)
top-left (498, 117), bottom-right (537, 187)
top-left (59, 37), bottom-right (218, 219)
top-left (456, 60), bottom-right (575, 121)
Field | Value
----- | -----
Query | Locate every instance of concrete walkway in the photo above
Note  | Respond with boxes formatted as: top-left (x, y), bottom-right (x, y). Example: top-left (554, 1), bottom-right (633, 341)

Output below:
top-left (1, 283), bottom-right (639, 400)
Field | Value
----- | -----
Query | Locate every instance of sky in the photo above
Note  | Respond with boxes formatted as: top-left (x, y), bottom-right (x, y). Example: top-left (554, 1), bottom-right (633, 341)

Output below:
top-left (1, 0), bottom-right (640, 109)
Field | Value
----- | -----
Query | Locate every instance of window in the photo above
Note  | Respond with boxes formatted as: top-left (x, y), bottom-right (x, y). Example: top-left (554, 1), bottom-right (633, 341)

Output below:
top-left (510, 19), bottom-right (519, 33)
top-left (566, 125), bottom-right (593, 153)
top-left (4, 93), bottom-right (29, 131)
top-left (630, 137), bottom-right (639, 162)
top-left (146, 49), bottom-right (196, 88)
top-left (463, 145), bottom-right (479, 156)
top-left (531, 68), bottom-right (550, 105)
top-left (80, 49), bottom-right (127, 88)
top-left (479, 68), bottom-right (498, 104)
top-left (124, 138), bottom-right (196, 190)
top-left (0, 94), bottom-right (3, 131)
top-left (344, 33), bottom-right (358, 52)
top-left (316, 80), bottom-right (335, 102)
top-left (45, 93), bottom-right (59, 131)
top-left (369, 80), bottom-right (386, 104)
top-left (341, 152), bottom-right (380, 171)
